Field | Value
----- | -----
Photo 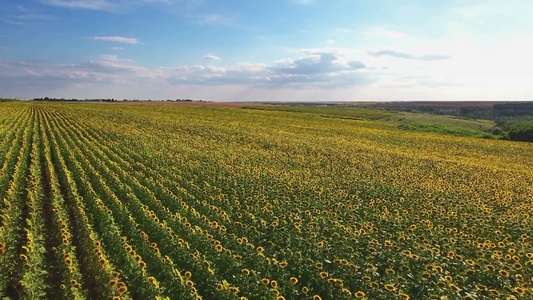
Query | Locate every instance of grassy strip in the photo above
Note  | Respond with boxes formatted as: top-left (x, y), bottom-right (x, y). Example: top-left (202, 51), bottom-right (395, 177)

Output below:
top-left (243, 105), bottom-right (395, 120)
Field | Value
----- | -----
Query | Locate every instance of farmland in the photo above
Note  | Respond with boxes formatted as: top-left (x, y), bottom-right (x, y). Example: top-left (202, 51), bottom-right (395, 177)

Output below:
top-left (0, 101), bottom-right (532, 300)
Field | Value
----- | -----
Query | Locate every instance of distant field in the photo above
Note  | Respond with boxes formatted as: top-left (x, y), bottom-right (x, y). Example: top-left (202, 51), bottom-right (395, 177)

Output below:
top-left (0, 102), bottom-right (532, 300)
top-left (381, 113), bottom-right (495, 131)
top-left (382, 113), bottom-right (496, 138)
top-left (369, 101), bottom-right (495, 108)
top-left (245, 104), bottom-right (498, 138)
top-left (243, 104), bottom-right (396, 120)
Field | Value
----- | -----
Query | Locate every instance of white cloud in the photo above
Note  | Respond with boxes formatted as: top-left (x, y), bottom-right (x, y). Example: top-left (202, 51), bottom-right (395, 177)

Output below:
top-left (93, 36), bottom-right (140, 44)
top-left (17, 5), bottom-right (30, 13)
top-left (275, 51), bottom-right (361, 75)
top-left (292, 0), bottom-right (313, 4)
top-left (368, 50), bottom-right (451, 61)
top-left (110, 47), bottom-right (124, 50)
top-left (203, 55), bottom-right (221, 61)
top-left (5, 20), bottom-right (27, 26)
top-left (143, 0), bottom-right (173, 4)
top-left (12, 13), bottom-right (53, 21)
top-left (42, 0), bottom-right (173, 11)
top-left (5, 5), bottom-right (53, 25)
top-left (364, 28), bottom-right (412, 41)
top-left (197, 14), bottom-right (233, 25)
top-left (44, 0), bottom-right (112, 10)
top-left (25, 68), bottom-right (40, 76)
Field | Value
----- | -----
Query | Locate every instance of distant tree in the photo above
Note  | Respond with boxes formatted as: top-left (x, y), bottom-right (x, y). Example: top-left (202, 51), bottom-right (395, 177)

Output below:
top-left (508, 126), bottom-right (533, 142)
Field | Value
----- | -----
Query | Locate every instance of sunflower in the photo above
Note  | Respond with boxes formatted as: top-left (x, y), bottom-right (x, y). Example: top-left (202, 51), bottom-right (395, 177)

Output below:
top-left (261, 278), bottom-right (270, 285)
top-left (384, 284), bottom-right (396, 292)
top-left (117, 285), bottom-right (128, 294)
top-left (354, 291), bottom-right (365, 298)
top-left (149, 277), bottom-right (160, 289)
top-left (289, 277), bottom-right (298, 285)
top-left (448, 284), bottom-right (460, 293)
top-left (312, 296), bottom-right (321, 300)
top-left (514, 286), bottom-right (526, 295)
top-left (341, 288), bottom-right (351, 296)
top-left (499, 269), bottom-right (509, 277)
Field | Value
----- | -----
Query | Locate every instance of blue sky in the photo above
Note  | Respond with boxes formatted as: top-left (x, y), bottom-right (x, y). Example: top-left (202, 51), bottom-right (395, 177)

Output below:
top-left (1, 0), bottom-right (533, 101)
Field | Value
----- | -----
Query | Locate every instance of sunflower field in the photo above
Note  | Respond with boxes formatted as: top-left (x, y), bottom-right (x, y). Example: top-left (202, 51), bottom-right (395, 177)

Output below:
top-left (0, 101), bottom-right (532, 300)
